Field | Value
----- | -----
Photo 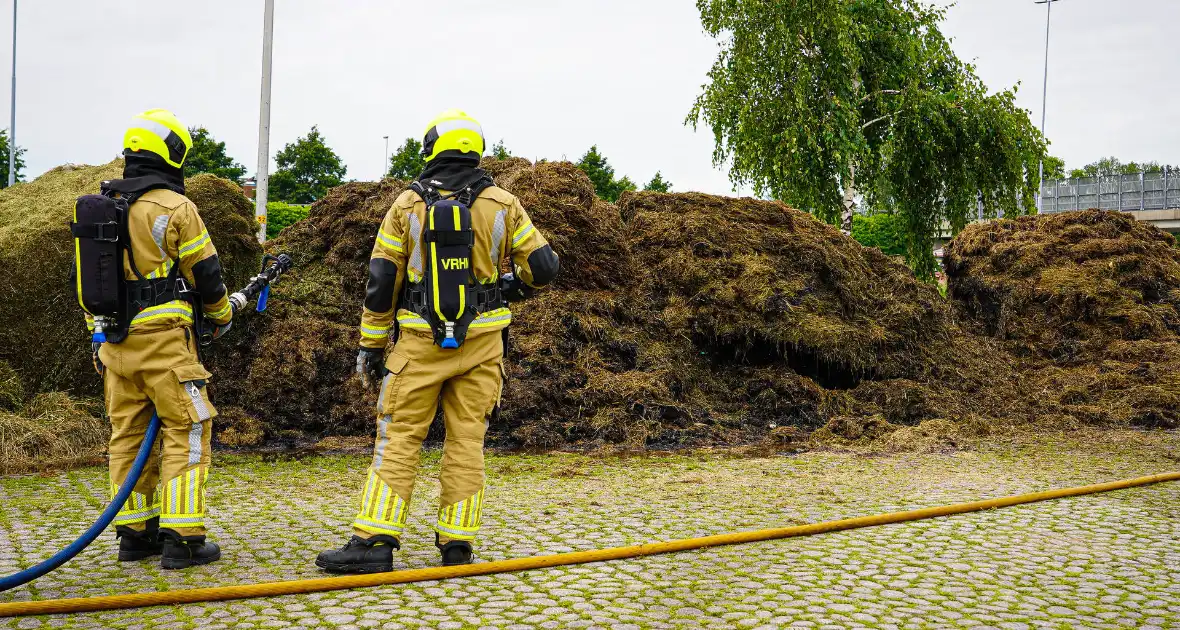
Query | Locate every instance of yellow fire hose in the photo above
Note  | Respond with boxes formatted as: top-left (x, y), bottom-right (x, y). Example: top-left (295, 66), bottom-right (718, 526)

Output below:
top-left (1, 470), bottom-right (1177, 618)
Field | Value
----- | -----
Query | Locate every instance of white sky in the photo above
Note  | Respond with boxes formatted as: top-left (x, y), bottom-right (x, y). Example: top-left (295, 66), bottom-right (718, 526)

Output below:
top-left (2, 0), bottom-right (1176, 193)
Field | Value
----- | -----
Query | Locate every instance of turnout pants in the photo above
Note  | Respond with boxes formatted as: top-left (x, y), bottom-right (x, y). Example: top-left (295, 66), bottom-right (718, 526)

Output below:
top-left (99, 327), bottom-right (216, 537)
top-left (353, 331), bottom-right (504, 544)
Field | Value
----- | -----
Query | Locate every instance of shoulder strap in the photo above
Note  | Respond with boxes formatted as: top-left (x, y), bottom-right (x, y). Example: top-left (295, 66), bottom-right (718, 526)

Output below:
top-left (410, 174), bottom-right (495, 208)
top-left (409, 181), bottom-right (442, 207)
top-left (101, 186), bottom-right (150, 282)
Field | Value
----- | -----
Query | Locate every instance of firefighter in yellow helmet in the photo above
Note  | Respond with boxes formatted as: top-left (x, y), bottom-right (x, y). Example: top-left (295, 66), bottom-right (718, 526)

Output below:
top-left (317, 110), bottom-right (560, 571)
top-left (85, 110), bottom-right (235, 569)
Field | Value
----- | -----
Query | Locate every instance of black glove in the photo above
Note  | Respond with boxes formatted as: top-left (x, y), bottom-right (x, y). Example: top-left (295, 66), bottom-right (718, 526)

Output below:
top-left (212, 320), bottom-right (233, 341)
top-left (357, 348), bottom-right (384, 389)
top-left (499, 273), bottom-right (534, 303)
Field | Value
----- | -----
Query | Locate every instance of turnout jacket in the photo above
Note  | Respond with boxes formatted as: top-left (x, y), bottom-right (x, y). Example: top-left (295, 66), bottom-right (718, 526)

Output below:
top-left (84, 189), bottom-right (232, 336)
top-left (359, 184), bottom-right (560, 350)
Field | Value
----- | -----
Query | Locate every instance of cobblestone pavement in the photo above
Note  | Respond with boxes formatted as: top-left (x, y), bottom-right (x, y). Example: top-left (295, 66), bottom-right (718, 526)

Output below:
top-left (0, 430), bottom-right (1178, 629)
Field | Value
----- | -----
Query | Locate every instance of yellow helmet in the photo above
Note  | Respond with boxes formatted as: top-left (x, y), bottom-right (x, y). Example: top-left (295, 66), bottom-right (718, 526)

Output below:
top-left (421, 109), bottom-right (484, 163)
top-left (123, 109), bottom-right (193, 169)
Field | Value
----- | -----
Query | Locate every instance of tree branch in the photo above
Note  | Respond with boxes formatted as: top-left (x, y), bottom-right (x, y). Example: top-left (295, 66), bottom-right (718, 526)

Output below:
top-left (862, 89), bottom-right (903, 102)
top-left (861, 114), bottom-right (894, 130)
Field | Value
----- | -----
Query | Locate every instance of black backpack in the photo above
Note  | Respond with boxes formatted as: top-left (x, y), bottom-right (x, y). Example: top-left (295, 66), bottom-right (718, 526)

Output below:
top-left (401, 176), bottom-right (503, 349)
top-left (71, 188), bottom-right (183, 344)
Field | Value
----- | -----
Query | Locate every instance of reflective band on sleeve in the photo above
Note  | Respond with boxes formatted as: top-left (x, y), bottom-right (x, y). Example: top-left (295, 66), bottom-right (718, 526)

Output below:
top-left (490, 209), bottom-right (507, 274)
top-left (151, 215), bottom-right (170, 251)
top-left (146, 258), bottom-right (175, 280)
top-left (207, 301), bottom-right (232, 321)
top-left (179, 231), bottom-right (211, 259)
top-left (377, 229), bottom-right (404, 253)
top-left (407, 213), bottom-right (424, 278)
top-left (360, 324), bottom-right (390, 340)
top-left (512, 223), bottom-right (535, 247)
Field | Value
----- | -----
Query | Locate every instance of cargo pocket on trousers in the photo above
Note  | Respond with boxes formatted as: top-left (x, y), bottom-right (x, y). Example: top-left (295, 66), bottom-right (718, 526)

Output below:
top-left (171, 364), bottom-right (218, 424)
top-left (377, 353), bottom-right (410, 415)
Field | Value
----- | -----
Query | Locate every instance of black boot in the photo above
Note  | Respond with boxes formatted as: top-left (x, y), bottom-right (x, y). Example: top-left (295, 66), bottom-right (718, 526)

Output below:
top-left (316, 535), bottom-right (399, 574)
top-left (436, 533), bottom-right (473, 566)
top-left (159, 528), bottom-right (222, 570)
top-left (116, 517), bottom-right (162, 562)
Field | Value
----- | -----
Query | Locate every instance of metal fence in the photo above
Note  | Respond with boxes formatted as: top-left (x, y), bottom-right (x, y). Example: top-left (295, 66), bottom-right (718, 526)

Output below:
top-left (1041, 168), bottom-right (1180, 214)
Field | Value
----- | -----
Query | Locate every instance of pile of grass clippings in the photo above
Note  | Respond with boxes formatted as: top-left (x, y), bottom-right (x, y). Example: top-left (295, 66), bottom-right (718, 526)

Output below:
top-left (0, 393), bottom-right (106, 474)
top-left (946, 209), bottom-right (1180, 429)
top-left (209, 159), bottom-right (1022, 450)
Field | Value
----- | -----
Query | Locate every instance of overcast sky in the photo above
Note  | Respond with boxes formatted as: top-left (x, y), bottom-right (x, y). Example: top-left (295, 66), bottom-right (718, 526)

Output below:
top-left (2, 0), bottom-right (1176, 193)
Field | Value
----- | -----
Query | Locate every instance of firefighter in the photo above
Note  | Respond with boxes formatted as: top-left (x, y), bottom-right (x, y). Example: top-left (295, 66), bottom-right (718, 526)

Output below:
top-left (316, 110), bottom-right (560, 572)
top-left (89, 110), bottom-right (234, 569)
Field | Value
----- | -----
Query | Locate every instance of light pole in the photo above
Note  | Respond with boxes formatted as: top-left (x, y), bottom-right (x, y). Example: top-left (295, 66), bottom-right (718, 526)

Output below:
top-left (1035, 0), bottom-right (1059, 212)
top-left (254, 0), bottom-right (275, 243)
top-left (8, 0), bottom-right (16, 188)
top-left (383, 135), bottom-right (389, 180)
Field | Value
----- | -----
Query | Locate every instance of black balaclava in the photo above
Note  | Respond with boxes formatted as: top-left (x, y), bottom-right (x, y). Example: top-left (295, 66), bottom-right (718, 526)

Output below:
top-left (416, 150), bottom-right (487, 192)
top-left (104, 150), bottom-right (185, 197)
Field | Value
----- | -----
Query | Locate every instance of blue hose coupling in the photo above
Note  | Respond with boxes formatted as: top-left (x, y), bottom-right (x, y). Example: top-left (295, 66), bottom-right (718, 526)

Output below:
top-left (91, 332), bottom-right (106, 344)
top-left (441, 338), bottom-right (459, 349)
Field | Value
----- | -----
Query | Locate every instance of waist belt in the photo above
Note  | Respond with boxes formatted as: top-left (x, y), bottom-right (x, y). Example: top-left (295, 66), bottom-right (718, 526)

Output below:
top-left (401, 282), bottom-right (504, 315)
top-left (127, 275), bottom-right (182, 314)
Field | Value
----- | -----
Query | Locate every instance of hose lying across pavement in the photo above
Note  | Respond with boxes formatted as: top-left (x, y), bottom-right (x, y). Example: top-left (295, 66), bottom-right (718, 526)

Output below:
top-left (1, 470), bottom-right (1177, 618)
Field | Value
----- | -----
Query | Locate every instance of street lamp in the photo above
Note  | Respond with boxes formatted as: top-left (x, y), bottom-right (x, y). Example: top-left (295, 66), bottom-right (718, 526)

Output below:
top-left (8, 0), bottom-right (16, 188)
top-left (1035, 0), bottom-right (1059, 212)
top-left (254, 0), bottom-right (275, 243)
top-left (383, 135), bottom-right (389, 180)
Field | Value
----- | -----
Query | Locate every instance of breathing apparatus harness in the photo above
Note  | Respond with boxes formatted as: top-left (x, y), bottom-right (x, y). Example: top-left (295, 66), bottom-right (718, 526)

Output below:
top-left (400, 175), bottom-right (505, 350)
top-left (72, 179), bottom-right (205, 347)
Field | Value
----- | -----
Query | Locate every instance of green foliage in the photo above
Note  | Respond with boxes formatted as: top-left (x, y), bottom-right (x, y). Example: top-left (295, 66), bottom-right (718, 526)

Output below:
top-left (644, 171), bottom-right (673, 193)
top-left (1042, 155), bottom-right (1066, 180)
top-left (270, 126), bottom-right (347, 204)
top-left (852, 213), bottom-right (906, 256)
top-left (265, 202), bottom-right (310, 239)
top-left (388, 137), bottom-right (425, 180)
top-left (1068, 156), bottom-right (1171, 178)
top-left (491, 140), bottom-right (511, 160)
top-left (185, 126), bottom-right (247, 182)
top-left (576, 146), bottom-right (636, 202)
top-left (0, 130), bottom-right (26, 188)
top-left (689, 0), bottom-right (1046, 279)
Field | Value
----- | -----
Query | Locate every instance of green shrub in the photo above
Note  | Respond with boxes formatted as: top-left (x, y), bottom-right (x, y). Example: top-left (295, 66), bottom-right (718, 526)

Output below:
top-left (852, 213), bottom-right (906, 257)
top-left (266, 202), bottom-right (310, 239)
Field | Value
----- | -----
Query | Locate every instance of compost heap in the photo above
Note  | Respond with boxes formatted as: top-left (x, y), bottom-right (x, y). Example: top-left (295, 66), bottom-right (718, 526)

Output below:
top-left (945, 209), bottom-right (1180, 429)
top-left (210, 158), bottom-right (1019, 449)
top-left (0, 160), bottom-right (263, 398)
